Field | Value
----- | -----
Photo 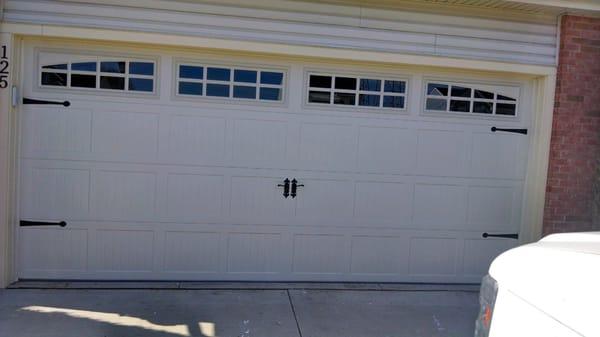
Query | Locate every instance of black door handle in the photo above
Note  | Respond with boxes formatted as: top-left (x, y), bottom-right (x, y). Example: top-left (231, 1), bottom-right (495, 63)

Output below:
top-left (491, 127), bottom-right (527, 135)
top-left (277, 178), bottom-right (290, 198)
top-left (482, 232), bottom-right (518, 240)
top-left (20, 220), bottom-right (67, 227)
top-left (23, 97), bottom-right (71, 107)
top-left (290, 179), bottom-right (304, 199)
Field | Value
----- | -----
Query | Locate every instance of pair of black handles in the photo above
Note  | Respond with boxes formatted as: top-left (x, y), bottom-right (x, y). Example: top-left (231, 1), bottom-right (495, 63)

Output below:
top-left (277, 179), bottom-right (303, 198)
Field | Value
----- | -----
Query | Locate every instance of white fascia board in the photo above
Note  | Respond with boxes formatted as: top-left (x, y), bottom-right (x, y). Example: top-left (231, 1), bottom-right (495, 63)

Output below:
top-left (509, 0), bottom-right (600, 12)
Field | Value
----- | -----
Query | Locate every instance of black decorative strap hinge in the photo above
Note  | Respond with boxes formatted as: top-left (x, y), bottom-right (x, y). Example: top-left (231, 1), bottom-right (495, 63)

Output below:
top-left (491, 127), bottom-right (527, 135)
top-left (23, 97), bottom-right (71, 107)
top-left (482, 232), bottom-right (519, 240)
top-left (20, 220), bottom-right (67, 227)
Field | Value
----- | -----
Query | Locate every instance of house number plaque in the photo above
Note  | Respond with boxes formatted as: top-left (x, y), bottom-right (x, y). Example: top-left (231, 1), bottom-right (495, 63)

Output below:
top-left (0, 45), bottom-right (9, 89)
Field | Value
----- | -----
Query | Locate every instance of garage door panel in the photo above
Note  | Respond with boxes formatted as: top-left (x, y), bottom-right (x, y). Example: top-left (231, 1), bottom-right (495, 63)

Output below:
top-left (19, 227), bottom-right (88, 274)
top-left (353, 181), bottom-right (412, 225)
top-left (462, 238), bottom-right (513, 277)
top-left (470, 132), bottom-right (527, 179)
top-left (21, 107), bottom-right (92, 156)
top-left (91, 229), bottom-right (155, 272)
top-left (21, 166), bottom-right (91, 220)
top-left (298, 123), bottom-right (356, 171)
top-left (292, 234), bottom-right (348, 274)
top-left (357, 126), bottom-right (417, 174)
top-left (416, 129), bottom-right (468, 177)
top-left (167, 114), bottom-right (226, 165)
top-left (467, 185), bottom-right (517, 230)
top-left (91, 110), bottom-right (159, 161)
top-left (91, 170), bottom-right (157, 221)
top-left (165, 173), bottom-right (224, 222)
top-left (226, 232), bottom-right (285, 273)
top-left (230, 176), bottom-right (294, 224)
top-left (413, 184), bottom-right (468, 229)
top-left (408, 237), bottom-right (458, 277)
top-left (163, 231), bottom-right (221, 273)
top-left (232, 119), bottom-right (289, 168)
top-left (294, 178), bottom-right (355, 224)
top-left (350, 236), bottom-right (409, 275)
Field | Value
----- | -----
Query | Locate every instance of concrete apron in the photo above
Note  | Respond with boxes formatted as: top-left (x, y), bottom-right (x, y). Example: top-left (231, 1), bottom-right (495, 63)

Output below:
top-left (0, 284), bottom-right (479, 337)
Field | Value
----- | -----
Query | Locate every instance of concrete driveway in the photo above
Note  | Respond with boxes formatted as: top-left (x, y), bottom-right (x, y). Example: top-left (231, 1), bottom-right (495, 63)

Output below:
top-left (0, 283), bottom-right (479, 337)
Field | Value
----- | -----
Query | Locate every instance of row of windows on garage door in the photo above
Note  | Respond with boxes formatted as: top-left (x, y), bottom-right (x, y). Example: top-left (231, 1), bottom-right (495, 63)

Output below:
top-left (38, 52), bottom-right (519, 116)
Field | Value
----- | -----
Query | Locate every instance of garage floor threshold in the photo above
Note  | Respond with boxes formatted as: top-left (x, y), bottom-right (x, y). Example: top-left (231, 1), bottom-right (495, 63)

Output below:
top-left (9, 280), bottom-right (480, 291)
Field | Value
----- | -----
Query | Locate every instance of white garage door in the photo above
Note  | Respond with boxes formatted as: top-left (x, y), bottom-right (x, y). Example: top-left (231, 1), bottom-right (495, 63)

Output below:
top-left (17, 41), bottom-right (531, 283)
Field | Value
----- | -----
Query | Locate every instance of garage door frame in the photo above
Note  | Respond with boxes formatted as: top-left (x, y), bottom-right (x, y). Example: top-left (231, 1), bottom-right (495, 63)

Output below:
top-left (0, 25), bottom-right (557, 287)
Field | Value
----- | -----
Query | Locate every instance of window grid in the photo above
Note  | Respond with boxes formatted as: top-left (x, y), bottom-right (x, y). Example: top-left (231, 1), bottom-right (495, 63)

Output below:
top-left (307, 73), bottom-right (406, 110)
top-left (40, 59), bottom-right (156, 93)
top-left (425, 82), bottom-right (517, 116)
top-left (176, 63), bottom-right (284, 102)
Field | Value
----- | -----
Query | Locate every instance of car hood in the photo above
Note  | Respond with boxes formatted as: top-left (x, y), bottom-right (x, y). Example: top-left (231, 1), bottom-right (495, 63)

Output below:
top-left (489, 232), bottom-right (600, 337)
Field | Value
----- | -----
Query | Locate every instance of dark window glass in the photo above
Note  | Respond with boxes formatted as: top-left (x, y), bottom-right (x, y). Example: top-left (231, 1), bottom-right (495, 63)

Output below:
top-left (100, 76), bottom-right (125, 90)
top-left (496, 103), bottom-right (517, 115)
top-left (129, 78), bottom-right (153, 92)
top-left (474, 90), bottom-right (494, 99)
top-left (384, 80), bottom-right (405, 93)
top-left (179, 65), bottom-right (203, 79)
top-left (309, 75), bottom-right (332, 88)
top-left (100, 61), bottom-right (125, 73)
top-left (71, 62), bottom-right (96, 72)
top-left (260, 87), bottom-right (281, 101)
top-left (129, 62), bottom-right (154, 76)
top-left (426, 98), bottom-right (447, 111)
top-left (450, 100), bottom-right (470, 112)
top-left (360, 79), bottom-right (381, 92)
top-left (335, 77), bottom-right (356, 90)
top-left (427, 83), bottom-right (448, 96)
top-left (42, 64), bottom-right (67, 70)
top-left (207, 67), bottom-right (230, 81)
top-left (334, 92), bottom-right (356, 105)
top-left (383, 95), bottom-right (404, 108)
top-left (451, 86), bottom-right (471, 98)
top-left (206, 83), bottom-right (229, 97)
top-left (178, 82), bottom-right (202, 95)
top-left (308, 91), bottom-right (330, 103)
top-left (70, 74), bottom-right (96, 88)
top-left (233, 85), bottom-right (256, 99)
top-left (234, 70), bottom-right (257, 83)
top-left (41, 72), bottom-right (67, 86)
top-left (359, 94), bottom-right (380, 107)
top-left (260, 72), bottom-right (283, 85)
top-left (473, 101), bottom-right (493, 114)
top-left (497, 94), bottom-right (516, 101)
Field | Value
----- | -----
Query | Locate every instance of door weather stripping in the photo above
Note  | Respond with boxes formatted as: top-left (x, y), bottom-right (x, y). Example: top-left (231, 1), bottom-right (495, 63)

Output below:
top-left (491, 126), bottom-right (527, 135)
top-left (20, 220), bottom-right (67, 228)
top-left (482, 232), bottom-right (518, 240)
top-left (278, 178), bottom-right (290, 198)
top-left (23, 97), bottom-right (71, 107)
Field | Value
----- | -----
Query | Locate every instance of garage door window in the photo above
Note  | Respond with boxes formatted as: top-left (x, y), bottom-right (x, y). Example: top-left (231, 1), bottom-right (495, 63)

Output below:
top-left (40, 54), bottom-right (155, 93)
top-left (307, 73), bottom-right (406, 110)
top-left (176, 63), bottom-right (284, 102)
top-left (425, 82), bottom-right (517, 116)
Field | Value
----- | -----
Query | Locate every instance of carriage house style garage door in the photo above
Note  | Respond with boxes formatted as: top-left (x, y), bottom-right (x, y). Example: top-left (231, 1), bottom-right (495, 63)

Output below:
top-left (17, 40), bottom-right (531, 283)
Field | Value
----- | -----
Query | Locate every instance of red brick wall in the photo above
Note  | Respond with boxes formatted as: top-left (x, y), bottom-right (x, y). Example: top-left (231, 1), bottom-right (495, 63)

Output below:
top-left (543, 15), bottom-right (600, 235)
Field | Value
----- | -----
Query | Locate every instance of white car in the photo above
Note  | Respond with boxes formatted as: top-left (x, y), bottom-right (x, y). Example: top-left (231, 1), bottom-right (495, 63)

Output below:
top-left (475, 232), bottom-right (600, 337)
